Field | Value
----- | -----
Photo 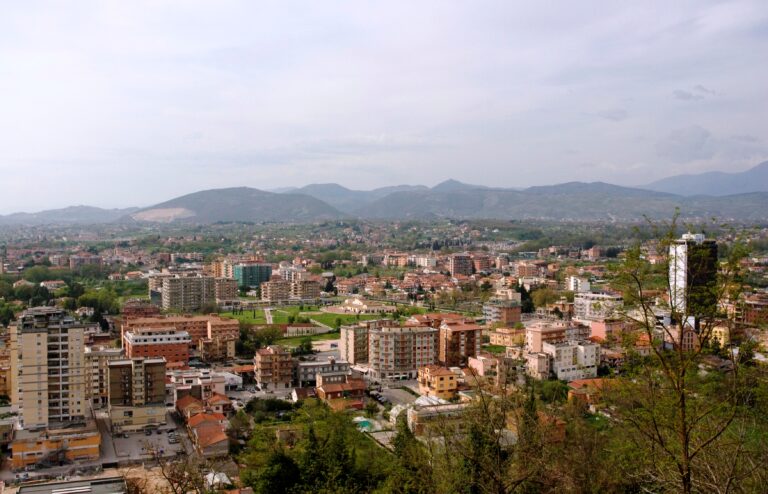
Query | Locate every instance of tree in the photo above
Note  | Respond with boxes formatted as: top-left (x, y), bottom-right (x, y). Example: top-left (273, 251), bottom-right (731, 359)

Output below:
top-left (608, 219), bottom-right (765, 493)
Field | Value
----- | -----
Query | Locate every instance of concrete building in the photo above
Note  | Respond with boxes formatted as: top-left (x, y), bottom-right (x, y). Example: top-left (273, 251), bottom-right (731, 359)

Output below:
top-left (669, 233), bottom-right (718, 321)
top-left (261, 280), bottom-right (291, 303)
top-left (122, 314), bottom-right (239, 346)
top-left (9, 308), bottom-right (100, 468)
top-left (10, 307), bottom-right (88, 430)
top-left (85, 346), bottom-right (124, 409)
top-left (368, 324), bottom-right (438, 381)
top-left (108, 357), bottom-right (167, 432)
top-left (525, 321), bottom-right (589, 353)
top-left (254, 345), bottom-right (293, 389)
top-left (340, 323), bottom-right (372, 365)
top-left (290, 280), bottom-right (321, 300)
top-left (160, 276), bottom-right (216, 312)
top-left (17, 477), bottom-right (127, 494)
top-left (233, 263), bottom-right (272, 288)
top-left (489, 327), bottom-right (525, 347)
top-left (123, 327), bottom-right (191, 364)
top-left (483, 300), bottom-right (522, 325)
top-left (573, 292), bottom-right (623, 323)
top-left (438, 320), bottom-right (482, 367)
top-left (566, 276), bottom-right (591, 293)
top-left (541, 340), bottom-right (600, 381)
top-left (417, 365), bottom-right (457, 400)
top-left (214, 277), bottom-right (239, 302)
top-left (198, 334), bottom-right (236, 362)
top-left (69, 254), bottom-right (102, 271)
top-left (297, 357), bottom-right (350, 387)
top-left (449, 253), bottom-right (473, 276)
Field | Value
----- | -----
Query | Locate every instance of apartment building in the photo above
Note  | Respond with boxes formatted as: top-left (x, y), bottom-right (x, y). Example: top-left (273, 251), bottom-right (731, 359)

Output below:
top-left (123, 327), bottom-right (191, 364)
top-left (438, 320), bottom-right (482, 367)
top-left (108, 357), bottom-right (167, 432)
top-left (254, 346), bottom-right (293, 389)
top-left (233, 263), bottom-right (272, 288)
top-left (121, 299), bottom-right (162, 320)
top-left (489, 327), bottom-right (525, 347)
top-left (84, 346), bottom-right (124, 409)
top-left (169, 368), bottom-right (226, 403)
top-left (525, 321), bottom-right (589, 353)
top-left (290, 280), bottom-right (321, 300)
top-left (340, 324), bottom-right (370, 365)
top-left (541, 340), bottom-right (600, 381)
top-left (9, 308), bottom-right (100, 468)
top-left (69, 254), bottom-right (102, 271)
top-left (214, 278), bottom-right (239, 302)
top-left (449, 253), bottom-right (473, 276)
top-left (483, 300), bottom-right (522, 325)
top-left (566, 276), bottom-right (591, 293)
top-left (261, 280), bottom-right (291, 303)
top-left (297, 357), bottom-right (350, 387)
top-left (10, 307), bottom-right (88, 430)
top-left (368, 324), bottom-right (438, 381)
top-left (573, 292), bottom-right (623, 323)
top-left (417, 365), bottom-right (458, 400)
top-left (198, 334), bottom-right (236, 362)
top-left (122, 314), bottom-right (239, 346)
top-left (159, 276), bottom-right (217, 312)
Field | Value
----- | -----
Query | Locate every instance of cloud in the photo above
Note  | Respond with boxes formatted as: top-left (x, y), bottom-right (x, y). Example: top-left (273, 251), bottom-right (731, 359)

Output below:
top-left (673, 84), bottom-right (720, 101)
top-left (595, 109), bottom-right (628, 121)
top-left (656, 125), bottom-right (716, 163)
top-left (673, 89), bottom-right (704, 101)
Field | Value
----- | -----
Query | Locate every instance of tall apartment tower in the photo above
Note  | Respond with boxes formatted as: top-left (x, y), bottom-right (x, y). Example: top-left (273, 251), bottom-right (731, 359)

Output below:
top-left (161, 276), bottom-right (216, 312)
top-left (669, 233), bottom-right (718, 321)
top-left (9, 307), bottom-right (87, 429)
top-left (449, 253), bottom-right (473, 276)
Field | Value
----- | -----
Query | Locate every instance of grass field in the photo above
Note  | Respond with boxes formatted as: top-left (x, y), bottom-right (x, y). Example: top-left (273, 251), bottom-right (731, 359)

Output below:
top-left (276, 331), bottom-right (342, 347)
top-left (220, 309), bottom-right (267, 325)
top-left (481, 344), bottom-right (507, 355)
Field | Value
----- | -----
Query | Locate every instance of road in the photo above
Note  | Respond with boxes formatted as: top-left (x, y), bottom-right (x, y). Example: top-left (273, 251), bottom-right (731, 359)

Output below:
top-left (264, 307), bottom-right (273, 324)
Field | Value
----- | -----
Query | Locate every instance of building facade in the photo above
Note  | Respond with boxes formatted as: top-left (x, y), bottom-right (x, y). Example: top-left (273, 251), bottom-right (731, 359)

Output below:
top-left (108, 358), bottom-right (167, 432)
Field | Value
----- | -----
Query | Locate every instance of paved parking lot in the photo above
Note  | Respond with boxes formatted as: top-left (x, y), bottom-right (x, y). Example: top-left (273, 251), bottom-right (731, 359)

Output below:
top-left (112, 428), bottom-right (184, 460)
top-left (379, 387), bottom-right (418, 406)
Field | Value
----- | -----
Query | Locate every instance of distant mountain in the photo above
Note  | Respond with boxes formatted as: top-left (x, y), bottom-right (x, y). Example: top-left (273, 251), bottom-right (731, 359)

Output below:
top-left (354, 182), bottom-right (768, 221)
top-left (0, 206), bottom-right (139, 226)
top-left (643, 161), bottom-right (768, 196)
top-left (129, 187), bottom-right (343, 223)
top-left (290, 183), bottom-right (428, 213)
top-left (430, 179), bottom-right (489, 192)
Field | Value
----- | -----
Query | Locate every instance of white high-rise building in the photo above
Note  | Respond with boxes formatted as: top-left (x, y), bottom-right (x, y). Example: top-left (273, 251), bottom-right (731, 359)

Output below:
top-left (669, 233), bottom-right (718, 319)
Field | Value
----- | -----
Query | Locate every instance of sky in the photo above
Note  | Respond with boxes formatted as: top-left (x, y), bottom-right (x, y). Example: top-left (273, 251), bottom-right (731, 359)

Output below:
top-left (1, 1), bottom-right (767, 213)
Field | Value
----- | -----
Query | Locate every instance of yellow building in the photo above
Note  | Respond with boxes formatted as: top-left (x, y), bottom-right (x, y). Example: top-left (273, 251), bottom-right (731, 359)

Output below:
top-left (11, 422), bottom-right (101, 469)
top-left (417, 365), bottom-right (458, 400)
top-left (711, 325), bottom-right (731, 348)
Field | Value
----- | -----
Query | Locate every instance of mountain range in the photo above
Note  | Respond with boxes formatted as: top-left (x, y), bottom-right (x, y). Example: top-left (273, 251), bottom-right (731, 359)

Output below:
top-left (643, 161), bottom-right (768, 196)
top-left (1, 163), bottom-right (766, 225)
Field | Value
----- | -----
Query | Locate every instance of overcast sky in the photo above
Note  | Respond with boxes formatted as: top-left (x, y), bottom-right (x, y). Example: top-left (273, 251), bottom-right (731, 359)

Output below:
top-left (1, 1), bottom-right (767, 213)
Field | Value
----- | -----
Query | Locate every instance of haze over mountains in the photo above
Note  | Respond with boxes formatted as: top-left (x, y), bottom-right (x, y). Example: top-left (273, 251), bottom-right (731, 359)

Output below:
top-left (643, 160), bottom-right (768, 196)
top-left (1, 163), bottom-right (766, 225)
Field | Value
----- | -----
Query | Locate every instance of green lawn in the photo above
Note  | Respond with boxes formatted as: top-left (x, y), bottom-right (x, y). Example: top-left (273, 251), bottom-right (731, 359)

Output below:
top-left (276, 331), bottom-right (342, 347)
top-left (221, 309), bottom-right (267, 325)
top-left (482, 344), bottom-right (507, 355)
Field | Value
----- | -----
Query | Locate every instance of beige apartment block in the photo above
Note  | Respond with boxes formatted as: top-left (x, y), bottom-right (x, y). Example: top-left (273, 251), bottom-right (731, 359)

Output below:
top-left (10, 307), bottom-right (88, 430)
top-left (108, 357), bottom-right (167, 432)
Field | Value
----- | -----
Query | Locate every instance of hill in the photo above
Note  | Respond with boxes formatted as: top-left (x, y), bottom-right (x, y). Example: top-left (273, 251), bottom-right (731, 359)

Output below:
top-left (354, 182), bottom-right (768, 221)
top-left (643, 161), bottom-right (768, 196)
top-left (0, 206), bottom-right (139, 226)
top-left (129, 187), bottom-right (343, 223)
top-left (291, 183), bottom-right (428, 213)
